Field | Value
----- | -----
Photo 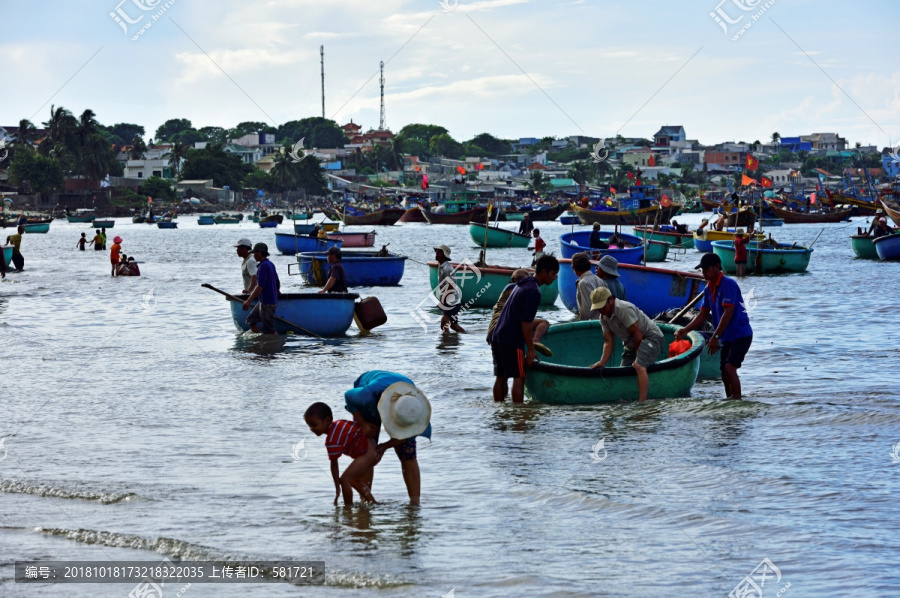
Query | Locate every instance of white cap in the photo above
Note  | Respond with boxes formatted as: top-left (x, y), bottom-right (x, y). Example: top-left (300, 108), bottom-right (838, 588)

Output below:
top-left (234, 238), bottom-right (252, 248)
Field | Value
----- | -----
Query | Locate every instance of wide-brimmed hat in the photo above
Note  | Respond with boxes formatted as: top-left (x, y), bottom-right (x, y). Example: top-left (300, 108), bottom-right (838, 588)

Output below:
top-left (597, 255), bottom-right (620, 277)
top-left (434, 244), bottom-right (451, 258)
top-left (234, 238), bottom-right (252, 248)
top-left (113, 236), bottom-right (123, 244)
top-left (590, 287), bottom-right (612, 311)
top-left (378, 382), bottom-right (431, 439)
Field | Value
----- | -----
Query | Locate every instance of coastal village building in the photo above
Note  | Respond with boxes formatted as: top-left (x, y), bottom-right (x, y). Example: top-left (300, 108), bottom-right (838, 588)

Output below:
top-left (229, 133), bottom-right (278, 156)
top-left (652, 126), bottom-right (686, 154)
top-left (801, 132), bottom-right (847, 152)
top-left (123, 145), bottom-right (173, 179)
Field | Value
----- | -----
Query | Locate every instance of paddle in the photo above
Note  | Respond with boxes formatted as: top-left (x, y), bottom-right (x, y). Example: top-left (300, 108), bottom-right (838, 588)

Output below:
top-left (201, 283), bottom-right (325, 339)
top-left (807, 227), bottom-right (826, 249)
top-left (670, 288), bottom-right (706, 324)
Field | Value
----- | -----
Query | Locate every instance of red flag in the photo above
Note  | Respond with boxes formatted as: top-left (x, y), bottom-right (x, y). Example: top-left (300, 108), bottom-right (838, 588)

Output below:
top-left (627, 172), bottom-right (635, 180)
top-left (660, 194), bottom-right (672, 207)
top-left (745, 154), bottom-right (759, 171)
top-left (414, 166), bottom-right (421, 172)
top-left (610, 187), bottom-right (617, 194)
top-left (760, 176), bottom-right (773, 188)
top-left (810, 193), bottom-right (817, 205)
top-left (636, 179), bottom-right (642, 186)
top-left (148, 196), bottom-right (153, 204)
top-left (456, 166), bottom-right (467, 175)
top-left (741, 174), bottom-right (758, 186)
top-left (421, 174), bottom-right (429, 190)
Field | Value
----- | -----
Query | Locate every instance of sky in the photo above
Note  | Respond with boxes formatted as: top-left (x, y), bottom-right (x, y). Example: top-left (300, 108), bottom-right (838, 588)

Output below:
top-left (3, 0), bottom-right (899, 149)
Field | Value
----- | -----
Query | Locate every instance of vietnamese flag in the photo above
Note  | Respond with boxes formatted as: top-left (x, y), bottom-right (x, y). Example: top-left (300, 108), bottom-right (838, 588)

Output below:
top-left (760, 176), bottom-right (773, 188)
top-left (636, 179), bottom-right (642, 186)
top-left (741, 174), bottom-right (758, 186)
top-left (627, 172), bottom-right (635, 180)
top-left (745, 154), bottom-right (759, 171)
top-left (660, 194), bottom-right (672, 207)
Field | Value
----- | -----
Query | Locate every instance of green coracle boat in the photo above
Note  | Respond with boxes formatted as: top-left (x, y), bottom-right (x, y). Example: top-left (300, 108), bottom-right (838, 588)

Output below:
top-left (468, 222), bottom-right (532, 248)
top-left (525, 322), bottom-right (704, 404)
top-left (213, 216), bottom-right (241, 224)
top-left (711, 241), bottom-right (812, 274)
top-left (427, 261), bottom-right (558, 308)
top-left (632, 225), bottom-right (695, 249)
top-left (850, 235), bottom-right (879, 260)
top-left (23, 223), bottom-right (50, 233)
top-left (504, 212), bottom-right (525, 221)
top-left (643, 239), bottom-right (670, 263)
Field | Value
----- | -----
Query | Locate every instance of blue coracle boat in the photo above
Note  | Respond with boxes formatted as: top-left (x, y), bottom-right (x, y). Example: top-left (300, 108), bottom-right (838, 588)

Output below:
top-left (557, 258), bottom-right (705, 319)
top-left (259, 220), bottom-right (279, 228)
top-left (198, 216), bottom-right (215, 225)
top-left (274, 232), bottom-right (342, 255)
top-left (873, 233), bottom-right (900, 261)
top-left (157, 221), bottom-right (177, 229)
top-left (560, 231), bottom-right (646, 264)
top-left (230, 293), bottom-right (359, 336)
top-left (297, 251), bottom-right (407, 286)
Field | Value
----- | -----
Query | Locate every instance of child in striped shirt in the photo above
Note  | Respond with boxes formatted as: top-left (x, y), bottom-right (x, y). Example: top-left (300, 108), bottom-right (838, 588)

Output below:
top-left (305, 402), bottom-right (378, 506)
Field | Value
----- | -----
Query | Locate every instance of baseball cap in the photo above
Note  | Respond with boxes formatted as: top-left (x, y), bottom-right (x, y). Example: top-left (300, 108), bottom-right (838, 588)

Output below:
top-left (434, 244), bottom-right (451, 258)
top-left (590, 287), bottom-right (612, 311)
top-left (252, 242), bottom-right (269, 255)
top-left (234, 238), bottom-right (252, 248)
top-left (695, 253), bottom-right (721, 270)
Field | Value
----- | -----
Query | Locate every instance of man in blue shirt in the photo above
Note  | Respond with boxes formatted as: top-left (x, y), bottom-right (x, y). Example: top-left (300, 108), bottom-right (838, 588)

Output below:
top-left (242, 242), bottom-right (280, 334)
top-left (489, 255), bottom-right (560, 403)
top-left (676, 253), bottom-right (753, 400)
top-left (344, 371), bottom-right (432, 505)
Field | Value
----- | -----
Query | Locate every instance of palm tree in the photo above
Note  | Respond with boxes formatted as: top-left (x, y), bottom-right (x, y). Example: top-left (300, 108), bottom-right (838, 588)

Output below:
top-left (566, 160), bottom-right (595, 197)
top-left (76, 109), bottom-right (100, 148)
top-left (270, 144), bottom-right (302, 192)
top-left (130, 136), bottom-right (148, 160)
top-left (771, 132), bottom-right (781, 144)
top-left (40, 105), bottom-right (78, 168)
top-left (525, 170), bottom-right (550, 196)
top-left (12, 119), bottom-right (37, 151)
top-left (79, 133), bottom-right (117, 187)
top-left (168, 143), bottom-right (187, 180)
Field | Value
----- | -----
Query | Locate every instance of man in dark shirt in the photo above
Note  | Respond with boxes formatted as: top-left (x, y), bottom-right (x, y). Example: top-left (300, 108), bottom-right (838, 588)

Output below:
top-left (518, 213), bottom-right (534, 236)
top-left (242, 243), bottom-right (280, 334)
top-left (320, 246), bottom-right (349, 293)
top-left (489, 255), bottom-right (560, 403)
top-left (588, 223), bottom-right (608, 249)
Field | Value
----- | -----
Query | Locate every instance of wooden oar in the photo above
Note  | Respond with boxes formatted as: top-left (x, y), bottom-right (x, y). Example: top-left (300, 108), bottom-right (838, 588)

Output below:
top-left (201, 283), bottom-right (324, 339)
top-left (670, 288), bottom-right (706, 324)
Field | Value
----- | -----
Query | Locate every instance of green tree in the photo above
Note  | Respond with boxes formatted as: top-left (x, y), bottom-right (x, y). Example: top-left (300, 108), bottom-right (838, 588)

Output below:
top-left (79, 132), bottom-right (120, 185)
top-left (155, 118), bottom-right (194, 142)
top-left (40, 105), bottom-right (78, 171)
top-left (397, 123), bottom-right (448, 144)
top-left (130, 136), bottom-right (148, 159)
top-left (567, 160), bottom-right (595, 194)
top-left (7, 150), bottom-right (65, 197)
top-left (104, 123), bottom-right (145, 146)
top-left (198, 126), bottom-right (227, 145)
top-left (465, 133), bottom-right (511, 157)
top-left (771, 132), bottom-right (781, 144)
top-left (180, 144), bottom-right (252, 189)
top-left (277, 117), bottom-right (344, 147)
top-left (270, 145), bottom-right (303, 192)
top-left (429, 133), bottom-right (463, 158)
top-left (168, 144), bottom-right (188, 180)
top-left (403, 138), bottom-right (429, 159)
top-left (228, 121), bottom-right (272, 139)
top-left (525, 170), bottom-right (551, 196)
top-left (310, 123), bottom-right (345, 149)
top-left (138, 176), bottom-right (175, 201)
top-left (170, 129), bottom-right (205, 146)
top-left (12, 119), bottom-right (38, 151)
top-left (242, 168), bottom-right (275, 192)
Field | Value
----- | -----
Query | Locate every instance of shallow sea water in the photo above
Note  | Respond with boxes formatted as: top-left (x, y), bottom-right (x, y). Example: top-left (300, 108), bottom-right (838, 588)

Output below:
top-left (0, 213), bottom-right (898, 597)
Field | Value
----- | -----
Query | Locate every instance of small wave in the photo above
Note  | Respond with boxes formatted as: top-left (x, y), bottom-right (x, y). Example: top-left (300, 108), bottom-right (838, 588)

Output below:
top-left (0, 480), bottom-right (136, 504)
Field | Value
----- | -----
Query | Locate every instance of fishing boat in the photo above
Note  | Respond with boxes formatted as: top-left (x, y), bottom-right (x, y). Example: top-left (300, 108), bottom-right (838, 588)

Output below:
top-left (258, 220), bottom-right (279, 228)
top-left (724, 207), bottom-right (757, 228)
top-left (213, 214), bottom-right (242, 224)
top-left (881, 200), bottom-right (900, 227)
top-left (285, 211), bottom-right (315, 220)
top-left (873, 233), bottom-right (900, 261)
top-left (229, 292), bottom-right (359, 336)
top-left (559, 211), bottom-right (581, 225)
top-left (2, 246), bottom-right (12, 268)
top-left (632, 225), bottom-right (695, 249)
top-left (823, 190), bottom-right (879, 215)
top-left (329, 207), bottom-right (406, 226)
top-left (157, 221), bottom-right (177, 229)
top-left (66, 209), bottom-right (96, 223)
top-left (503, 211), bottom-right (525, 221)
top-left (644, 240), bottom-right (670, 262)
top-left (693, 229), bottom-right (765, 253)
top-left (653, 308), bottom-right (720, 380)
top-left (132, 215), bottom-right (147, 224)
top-left (569, 202), bottom-right (680, 226)
top-left (711, 240), bottom-right (812, 274)
top-left (422, 199), bottom-right (488, 225)
top-left (523, 203), bottom-right (568, 221)
top-left (273, 232), bottom-right (342, 255)
top-left (524, 322), bottom-right (703, 404)
top-left (399, 206), bottom-right (428, 223)
top-left (256, 214), bottom-right (284, 226)
top-left (325, 231), bottom-right (376, 248)
top-left (849, 234), bottom-right (879, 259)
top-left (468, 222), bottom-right (531, 248)
top-left (764, 201), bottom-right (852, 224)
top-left (758, 217), bottom-right (783, 227)
top-left (197, 215), bottom-right (215, 225)
top-left (557, 258), bottom-right (705, 319)
top-left (296, 250), bottom-right (407, 286)
top-left (559, 231), bottom-right (646, 265)
top-left (294, 221), bottom-right (340, 234)
top-left (426, 261), bottom-right (559, 308)
top-left (92, 219), bottom-right (115, 228)
top-left (23, 223), bottom-right (50, 233)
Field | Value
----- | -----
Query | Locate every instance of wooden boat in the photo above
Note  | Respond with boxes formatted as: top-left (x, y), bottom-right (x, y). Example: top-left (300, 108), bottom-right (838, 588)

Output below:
top-left (294, 221), bottom-right (339, 234)
top-left (644, 240), bottom-right (670, 262)
top-left (764, 201), bottom-right (852, 224)
top-left (426, 261), bottom-right (558, 308)
top-left (759, 217), bottom-right (783, 227)
top-left (678, 202), bottom-right (704, 214)
top-left (296, 250), bottom-right (407, 286)
top-left (274, 232), bottom-right (342, 255)
top-left (132, 215), bottom-right (147, 224)
top-left (711, 240), bottom-right (812, 274)
top-left (824, 191), bottom-right (879, 215)
top-left (559, 231), bottom-right (646, 265)
top-left (23, 223), bottom-right (50, 233)
top-left (724, 207), bottom-right (757, 228)
top-left (524, 203), bottom-right (568, 221)
top-left (557, 258), bottom-right (705, 319)
top-left (559, 211), bottom-right (581, 225)
top-left (157, 221), bottom-right (177, 229)
top-left (197, 216), bottom-right (215, 225)
top-left (850, 235), bottom-right (879, 259)
top-left (632, 225), bottom-right (695, 249)
top-left (399, 206), bottom-right (428, 223)
top-left (423, 207), bottom-right (488, 225)
top-left (693, 229), bottom-right (765, 253)
top-left (524, 322), bottom-right (703, 404)
top-left (92, 219), bottom-right (115, 228)
top-left (67, 209), bottom-right (96, 223)
top-left (325, 231), bottom-right (376, 248)
top-left (2, 246), bottom-right (12, 268)
top-left (229, 292), bottom-right (360, 336)
top-left (330, 208), bottom-right (406, 226)
top-left (257, 214), bottom-right (284, 225)
top-left (873, 233), bottom-right (900, 261)
top-left (569, 202), bottom-right (680, 225)
top-left (468, 222), bottom-right (531, 248)
top-left (881, 200), bottom-right (900, 227)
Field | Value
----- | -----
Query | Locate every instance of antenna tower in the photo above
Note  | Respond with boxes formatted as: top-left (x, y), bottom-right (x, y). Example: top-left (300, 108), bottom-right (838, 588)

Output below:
top-left (320, 45), bottom-right (325, 118)
top-left (379, 60), bottom-right (386, 130)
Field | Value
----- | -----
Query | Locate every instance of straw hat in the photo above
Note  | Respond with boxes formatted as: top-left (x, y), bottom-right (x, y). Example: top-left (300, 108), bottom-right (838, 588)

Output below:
top-left (378, 382), bottom-right (431, 439)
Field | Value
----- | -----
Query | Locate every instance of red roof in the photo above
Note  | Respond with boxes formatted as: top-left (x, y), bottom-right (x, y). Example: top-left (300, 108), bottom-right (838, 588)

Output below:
top-left (342, 122), bottom-right (362, 131)
top-left (527, 162), bottom-right (547, 170)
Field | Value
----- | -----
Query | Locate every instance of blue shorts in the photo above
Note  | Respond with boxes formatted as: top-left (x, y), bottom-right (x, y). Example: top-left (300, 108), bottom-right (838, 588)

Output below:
top-left (721, 335), bottom-right (752, 370)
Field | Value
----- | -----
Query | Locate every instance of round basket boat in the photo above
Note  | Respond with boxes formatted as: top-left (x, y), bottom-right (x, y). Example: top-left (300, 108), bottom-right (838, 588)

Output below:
top-left (711, 240), bottom-right (812, 274)
top-left (559, 230), bottom-right (646, 264)
top-left (525, 321), bottom-right (704, 404)
top-left (297, 250), bottom-right (407, 286)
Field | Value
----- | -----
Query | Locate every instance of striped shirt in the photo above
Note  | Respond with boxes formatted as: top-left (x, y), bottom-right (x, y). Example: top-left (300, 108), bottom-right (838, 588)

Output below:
top-left (325, 420), bottom-right (368, 461)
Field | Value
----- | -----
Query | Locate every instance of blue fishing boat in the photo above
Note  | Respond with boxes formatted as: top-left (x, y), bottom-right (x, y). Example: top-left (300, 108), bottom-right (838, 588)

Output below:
top-left (759, 217), bottom-right (783, 227)
top-left (296, 251), bottom-right (407, 286)
top-left (559, 211), bottom-right (581, 225)
top-left (258, 220), bottom-right (279, 228)
top-left (557, 258), bottom-right (705, 319)
top-left (197, 216), bottom-right (215, 225)
top-left (229, 293), bottom-right (359, 336)
top-left (559, 231), bottom-right (646, 264)
top-left (873, 233), bottom-right (900, 261)
top-left (274, 232), bottom-right (342, 255)
top-left (157, 221), bottom-right (177, 229)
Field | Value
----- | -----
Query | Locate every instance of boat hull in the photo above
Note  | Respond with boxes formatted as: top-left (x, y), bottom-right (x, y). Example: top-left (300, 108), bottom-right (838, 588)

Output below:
top-left (258, 221), bottom-right (279, 228)
top-left (881, 200), bottom-right (900, 227)
top-left (197, 216), bottom-right (215, 225)
top-left (570, 202), bottom-right (680, 225)
top-left (330, 208), bottom-right (406, 226)
top-left (325, 232), bottom-right (376, 248)
top-left (873, 233), bottom-right (900, 261)
top-left (559, 231), bottom-right (646, 264)
top-left (23, 223), bottom-right (50, 233)
top-left (2, 246), bottom-right (12, 267)
top-left (765, 202), bottom-right (852, 223)
top-left (297, 251), bottom-right (407, 286)
top-left (850, 235), bottom-right (879, 259)
top-left (692, 230), bottom-right (765, 253)
top-left (274, 233), bottom-right (342, 255)
top-left (427, 262), bottom-right (559, 308)
top-left (759, 218), bottom-right (783, 227)
top-left (399, 207), bottom-right (428, 223)
top-left (724, 209), bottom-right (757, 228)
top-left (524, 204), bottom-right (568, 221)
top-left (213, 218), bottom-right (241, 224)
top-left (468, 222), bottom-right (532, 248)
top-left (92, 220), bottom-right (115, 228)
top-left (644, 240), bottom-right (670, 262)
top-left (67, 216), bottom-right (95, 223)
top-left (559, 216), bottom-right (580, 225)
top-left (711, 241), bottom-right (812, 274)
top-left (294, 222), bottom-right (339, 234)
top-left (157, 222), bottom-right (177, 229)
top-left (422, 208), bottom-right (488, 225)
top-left (503, 212), bottom-right (525, 221)
top-left (632, 226), bottom-right (695, 249)
top-left (524, 322), bottom-right (703, 404)
top-left (557, 258), bottom-right (704, 319)
top-left (229, 293), bottom-right (359, 336)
